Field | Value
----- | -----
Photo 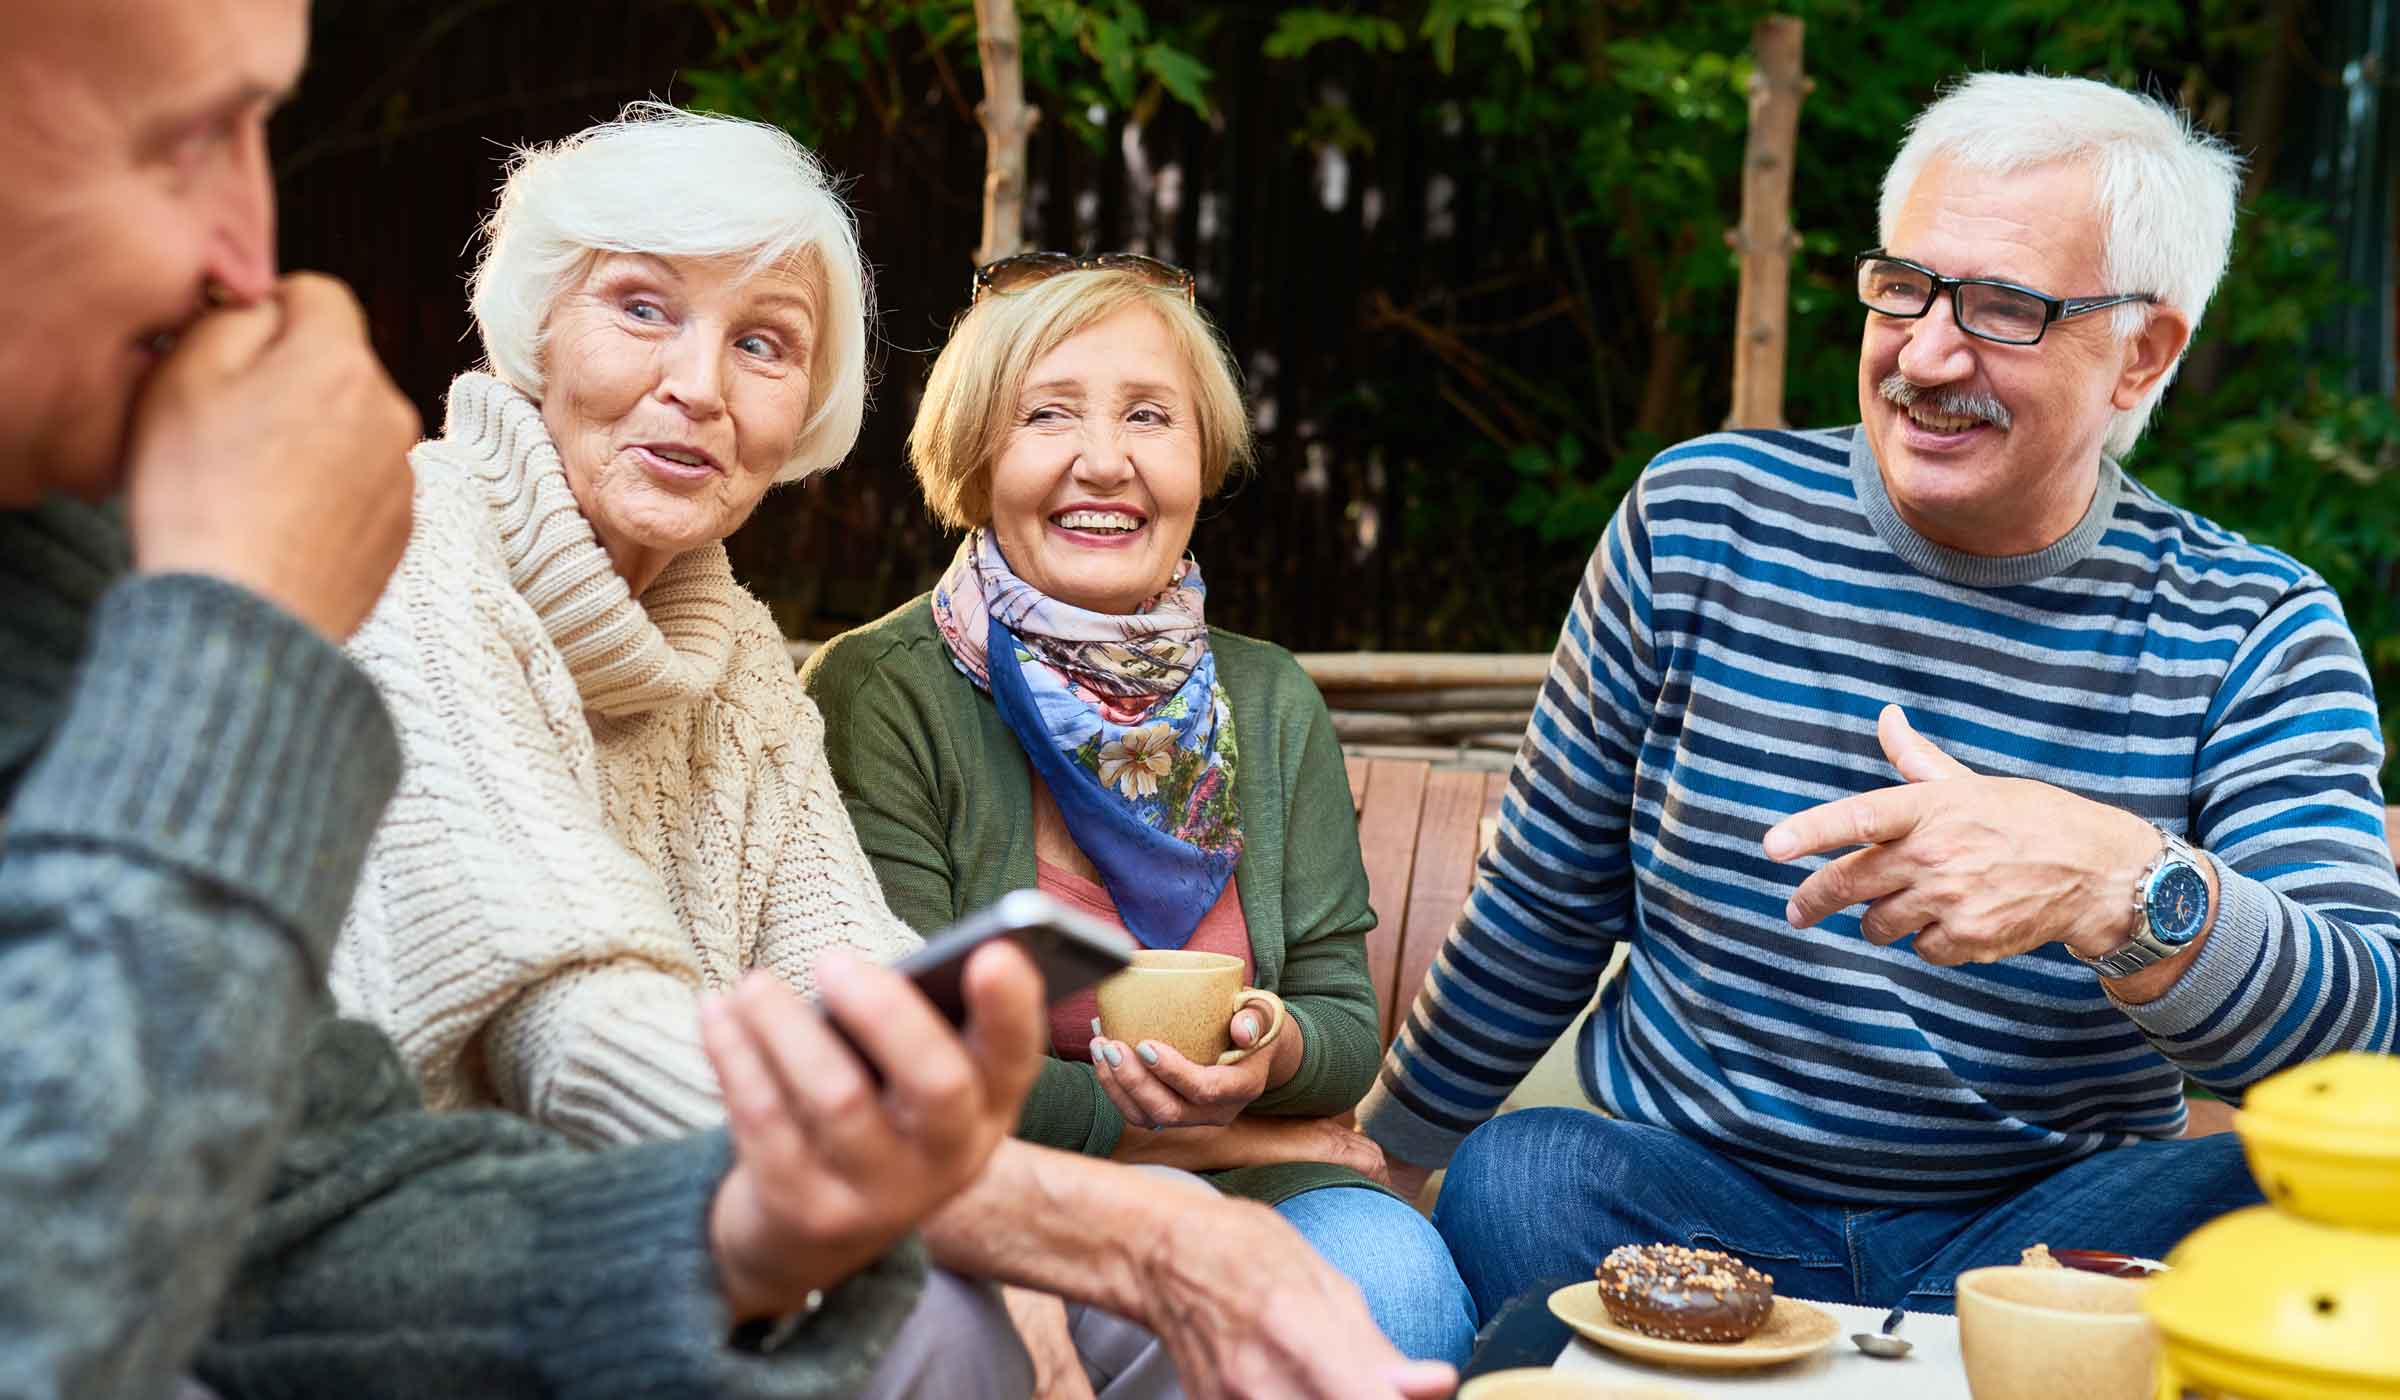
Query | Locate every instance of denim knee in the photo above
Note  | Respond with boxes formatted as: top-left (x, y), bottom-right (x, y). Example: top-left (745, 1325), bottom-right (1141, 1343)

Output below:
top-left (1433, 1108), bottom-right (1614, 1238)
top-left (1277, 1185), bottom-right (1477, 1365)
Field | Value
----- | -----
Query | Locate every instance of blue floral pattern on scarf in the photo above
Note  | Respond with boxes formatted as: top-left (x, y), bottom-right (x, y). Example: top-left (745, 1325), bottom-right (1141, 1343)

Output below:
top-left (934, 530), bottom-right (1241, 949)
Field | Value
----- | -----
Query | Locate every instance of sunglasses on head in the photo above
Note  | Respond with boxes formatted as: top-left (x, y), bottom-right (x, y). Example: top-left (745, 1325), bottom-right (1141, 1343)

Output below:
top-left (969, 251), bottom-right (1197, 306)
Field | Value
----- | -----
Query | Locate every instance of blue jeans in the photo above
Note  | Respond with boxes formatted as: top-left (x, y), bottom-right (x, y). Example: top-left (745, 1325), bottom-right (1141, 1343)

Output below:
top-left (1432, 1109), bottom-right (2262, 1319)
top-left (1276, 1184), bottom-right (1479, 1365)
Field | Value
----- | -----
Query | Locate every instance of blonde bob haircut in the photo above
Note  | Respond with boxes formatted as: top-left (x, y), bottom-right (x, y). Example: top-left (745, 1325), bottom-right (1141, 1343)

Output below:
top-left (908, 269), bottom-right (1253, 531)
top-left (469, 102), bottom-right (873, 483)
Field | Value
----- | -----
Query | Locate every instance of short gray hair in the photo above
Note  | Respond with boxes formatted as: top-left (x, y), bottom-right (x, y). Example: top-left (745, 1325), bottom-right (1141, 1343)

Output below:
top-left (469, 102), bottom-right (873, 482)
top-left (1878, 74), bottom-right (2244, 458)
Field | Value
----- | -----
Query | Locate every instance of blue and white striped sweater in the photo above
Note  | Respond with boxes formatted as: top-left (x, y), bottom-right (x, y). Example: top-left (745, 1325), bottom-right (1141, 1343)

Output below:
top-left (1359, 425), bottom-right (2400, 1204)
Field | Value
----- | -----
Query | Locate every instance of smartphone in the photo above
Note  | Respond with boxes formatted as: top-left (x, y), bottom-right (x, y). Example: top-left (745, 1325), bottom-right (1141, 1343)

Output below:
top-left (885, 888), bottom-right (1136, 1024)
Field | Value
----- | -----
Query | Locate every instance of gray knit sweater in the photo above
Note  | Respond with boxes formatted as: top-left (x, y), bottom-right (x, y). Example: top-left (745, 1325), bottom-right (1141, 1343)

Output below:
top-left (0, 497), bottom-right (924, 1399)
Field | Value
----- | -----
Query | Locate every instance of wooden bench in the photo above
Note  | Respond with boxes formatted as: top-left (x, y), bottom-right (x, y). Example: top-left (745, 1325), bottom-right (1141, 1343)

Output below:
top-left (1346, 756), bottom-right (1509, 1046)
top-left (1348, 750), bottom-right (2399, 1141)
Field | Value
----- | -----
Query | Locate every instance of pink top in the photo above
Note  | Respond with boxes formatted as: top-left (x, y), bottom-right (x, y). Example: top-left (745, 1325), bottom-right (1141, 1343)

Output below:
top-left (1038, 859), bottom-right (1254, 1061)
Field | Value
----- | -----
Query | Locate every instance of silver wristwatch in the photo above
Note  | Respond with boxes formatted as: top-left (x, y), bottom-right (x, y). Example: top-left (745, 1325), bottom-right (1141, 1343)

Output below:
top-left (2071, 826), bottom-right (2212, 978)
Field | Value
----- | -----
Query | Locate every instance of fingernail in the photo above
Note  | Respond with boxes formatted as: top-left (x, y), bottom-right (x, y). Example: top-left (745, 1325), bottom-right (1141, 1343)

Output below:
top-left (1136, 1043), bottom-right (1159, 1066)
top-left (1234, 1014), bottom-right (1258, 1041)
top-left (1784, 899), bottom-right (1802, 925)
top-left (1763, 828), bottom-right (1792, 860)
top-left (1091, 1017), bottom-right (1104, 1040)
top-left (1103, 1043), bottom-right (1123, 1068)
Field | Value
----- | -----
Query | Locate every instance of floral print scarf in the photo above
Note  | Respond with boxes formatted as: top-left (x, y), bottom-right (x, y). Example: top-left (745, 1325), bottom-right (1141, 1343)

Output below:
top-left (933, 529), bottom-right (1242, 950)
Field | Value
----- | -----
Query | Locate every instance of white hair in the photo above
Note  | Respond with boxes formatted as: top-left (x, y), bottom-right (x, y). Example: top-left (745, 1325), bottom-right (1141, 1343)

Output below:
top-left (1878, 73), bottom-right (2244, 458)
top-left (469, 102), bottom-right (873, 483)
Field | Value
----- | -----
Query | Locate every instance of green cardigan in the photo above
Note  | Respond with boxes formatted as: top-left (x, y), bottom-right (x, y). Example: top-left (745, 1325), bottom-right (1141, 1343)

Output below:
top-left (802, 595), bottom-right (1387, 1205)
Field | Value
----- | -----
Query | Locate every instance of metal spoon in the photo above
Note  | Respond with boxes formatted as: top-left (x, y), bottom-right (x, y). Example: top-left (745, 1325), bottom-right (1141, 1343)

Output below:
top-left (1851, 1304), bottom-right (1912, 1359)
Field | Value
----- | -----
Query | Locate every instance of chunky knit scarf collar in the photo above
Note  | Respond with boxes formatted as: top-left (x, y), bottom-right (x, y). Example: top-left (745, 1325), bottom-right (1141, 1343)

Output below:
top-left (435, 373), bottom-right (741, 717)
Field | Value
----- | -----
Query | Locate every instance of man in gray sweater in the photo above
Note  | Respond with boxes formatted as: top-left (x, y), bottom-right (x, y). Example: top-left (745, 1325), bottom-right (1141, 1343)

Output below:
top-left (0, 1), bottom-right (1053, 1396)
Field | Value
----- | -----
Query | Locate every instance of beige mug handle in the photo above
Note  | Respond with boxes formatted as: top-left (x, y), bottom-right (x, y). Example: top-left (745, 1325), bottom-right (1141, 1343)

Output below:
top-left (1216, 988), bottom-right (1287, 1065)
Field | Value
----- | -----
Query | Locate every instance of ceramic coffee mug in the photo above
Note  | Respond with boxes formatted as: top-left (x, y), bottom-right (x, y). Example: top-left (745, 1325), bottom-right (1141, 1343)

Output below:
top-left (1956, 1265), bottom-right (2159, 1400)
top-left (1095, 950), bottom-right (1286, 1066)
top-left (1457, 1369), bottom-right (1694, 1399)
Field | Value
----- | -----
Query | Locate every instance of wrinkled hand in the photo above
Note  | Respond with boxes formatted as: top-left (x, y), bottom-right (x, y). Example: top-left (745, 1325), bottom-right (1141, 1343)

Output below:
top-left (1142, 1198), bottom-right (1456, 1400)
top-left (1002, 1286), bottom-right (1097, 1400)
top-left (1295, 1118), bottom-right (1392, 1187)
top-left (1108, 1115), bottom-right (1391, 1184)
top-left (702, 946), bottom-right (1046, 1320)
top-left (125, 273), bottom-right (418, 641)
top-left (1091, 1008), bottom-right (1281, 1129)
top-left (1763, 705), bottom-right (2155, 965)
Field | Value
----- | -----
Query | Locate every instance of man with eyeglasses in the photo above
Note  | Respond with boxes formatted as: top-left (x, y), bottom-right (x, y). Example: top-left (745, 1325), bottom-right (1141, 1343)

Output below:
top-left (1361, 72), bottom-right (2400, 1321)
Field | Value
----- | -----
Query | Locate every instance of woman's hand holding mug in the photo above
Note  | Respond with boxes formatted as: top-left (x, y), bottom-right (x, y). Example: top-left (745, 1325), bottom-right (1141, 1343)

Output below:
top-left (1088, 948), bottom-right (1296, 1129)
top-left (1090, 992), bottom-right (1287, 1128)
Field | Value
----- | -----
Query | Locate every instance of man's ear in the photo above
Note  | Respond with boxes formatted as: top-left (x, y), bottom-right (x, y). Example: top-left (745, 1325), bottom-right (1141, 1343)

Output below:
top-left (2111, 304), bottom-right (2193, 411)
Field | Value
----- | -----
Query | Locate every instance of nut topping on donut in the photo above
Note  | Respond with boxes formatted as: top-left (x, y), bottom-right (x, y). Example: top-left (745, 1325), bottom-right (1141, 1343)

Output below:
top-left (1594, 1243), bottom-right (1775, 1344)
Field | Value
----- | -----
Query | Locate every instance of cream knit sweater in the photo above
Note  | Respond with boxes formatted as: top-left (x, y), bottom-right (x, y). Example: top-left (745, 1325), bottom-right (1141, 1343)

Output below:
top-left (332, 372), bottom-right (920, 1147)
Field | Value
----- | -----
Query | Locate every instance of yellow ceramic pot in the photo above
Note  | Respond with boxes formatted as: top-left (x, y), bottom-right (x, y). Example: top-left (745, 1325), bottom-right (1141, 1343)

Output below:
top-left (2143, 1052), bottom-right (2400, 1400)
top-left (2144, 1207), bottom-right (2400, 1400)
top-left (2233, 1052), bottom-right (2400, 1229)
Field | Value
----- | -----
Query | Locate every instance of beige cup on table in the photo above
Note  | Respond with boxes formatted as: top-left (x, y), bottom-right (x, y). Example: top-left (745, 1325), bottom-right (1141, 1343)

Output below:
top-left (1956, 1265), bottom-right (2159, 1400)
top-left (1457, 1370), bottom-right (1692, 1399)
top-left (1095, 949), bottom-right (1285, 1066)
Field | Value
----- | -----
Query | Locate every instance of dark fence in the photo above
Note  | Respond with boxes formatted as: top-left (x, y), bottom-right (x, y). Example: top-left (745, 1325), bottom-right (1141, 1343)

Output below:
top-left (273, 0), bottom-right (1644, 650)
top-left (274, 0), bottom-right (2396, 656)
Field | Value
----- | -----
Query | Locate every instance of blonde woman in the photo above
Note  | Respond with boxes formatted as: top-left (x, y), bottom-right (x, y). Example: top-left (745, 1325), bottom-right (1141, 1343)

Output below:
top-left (805, 255), bottom-right (1477, 1368)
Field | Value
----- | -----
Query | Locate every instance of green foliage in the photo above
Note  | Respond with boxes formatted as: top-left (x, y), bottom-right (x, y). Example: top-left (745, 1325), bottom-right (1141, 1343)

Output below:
top-left (688, 0), bottom-right (1214, 148)
top-left (1263, 9), bottom-right (1408, 61)
top-left (2131, 195), bottom-right (2400, 778)
top-left (685, 0), bottom-right (2399, 789)
top-left (683, 1), bottom-right (967, 146)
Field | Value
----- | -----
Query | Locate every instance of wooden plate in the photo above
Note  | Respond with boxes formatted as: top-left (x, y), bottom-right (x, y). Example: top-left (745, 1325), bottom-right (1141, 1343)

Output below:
top-left (1546, 1283), bottom-right (1840, 1372)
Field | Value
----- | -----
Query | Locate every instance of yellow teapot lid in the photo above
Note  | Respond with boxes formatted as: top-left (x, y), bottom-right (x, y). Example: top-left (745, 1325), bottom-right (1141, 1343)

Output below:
top-left (2144, 1205), bottom-right (2400, 1386)
top-left (2241, 1052), bottom-right (2400, 1133)
top-left (2235, 1052), bottom-right (2400, 1229)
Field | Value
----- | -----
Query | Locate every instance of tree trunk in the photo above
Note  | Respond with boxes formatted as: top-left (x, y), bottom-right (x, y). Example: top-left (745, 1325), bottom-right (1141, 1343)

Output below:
top-left (1725, 15), bottom-right (1809, 430)
top-left (972, 0), bottom-right (1037, 266)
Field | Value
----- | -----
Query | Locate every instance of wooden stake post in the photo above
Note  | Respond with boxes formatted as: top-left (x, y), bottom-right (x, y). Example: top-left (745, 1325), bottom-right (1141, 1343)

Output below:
top-left (1725, 16), bottom-right (1809, 429)
top-left (972, 0), bottom-right (1036, 266)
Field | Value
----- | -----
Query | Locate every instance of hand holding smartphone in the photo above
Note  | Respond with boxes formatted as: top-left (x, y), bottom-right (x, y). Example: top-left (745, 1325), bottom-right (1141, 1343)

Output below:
top-left (883, 889), bottom-right (1136, 1022)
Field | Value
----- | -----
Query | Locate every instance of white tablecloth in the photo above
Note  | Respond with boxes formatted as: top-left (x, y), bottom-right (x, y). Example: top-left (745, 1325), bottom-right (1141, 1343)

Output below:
top-left (1551, 1300), bottom-right (1967, 1398)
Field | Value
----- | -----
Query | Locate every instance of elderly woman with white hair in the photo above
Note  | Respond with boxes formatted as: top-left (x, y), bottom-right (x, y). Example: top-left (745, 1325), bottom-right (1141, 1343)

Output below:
top-left (329, 104), bottom-right (1021, 1397)
top-left (331, 106), bottom-right (1456, 1400)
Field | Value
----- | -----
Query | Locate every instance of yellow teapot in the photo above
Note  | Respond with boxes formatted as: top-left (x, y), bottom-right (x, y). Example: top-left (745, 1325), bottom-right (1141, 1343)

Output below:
top-left (2143, 1053), bottom-right (2400, 1399)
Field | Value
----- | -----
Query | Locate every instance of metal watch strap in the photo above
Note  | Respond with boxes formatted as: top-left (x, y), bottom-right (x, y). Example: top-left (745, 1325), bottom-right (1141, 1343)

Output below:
top-left (2072, 825), bottom-right (2192, 977)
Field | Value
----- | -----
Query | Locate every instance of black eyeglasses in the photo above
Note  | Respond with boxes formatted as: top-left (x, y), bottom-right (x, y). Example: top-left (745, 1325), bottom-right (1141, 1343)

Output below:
top-left (970, 251), bottom-right (1197, 306)
top-left (1854, 250), bottom-right (2156, 346)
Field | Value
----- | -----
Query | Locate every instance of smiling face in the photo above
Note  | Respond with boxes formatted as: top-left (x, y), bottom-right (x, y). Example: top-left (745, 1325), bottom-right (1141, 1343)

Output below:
top-left (539, 250), bottom-right (821, 594)
top-left (987, 306), bottom-right (1205, 614)
top-left (1858, 156), bottom-right (2188, 555)
top-left (0, 0), bottom-right (304, 504)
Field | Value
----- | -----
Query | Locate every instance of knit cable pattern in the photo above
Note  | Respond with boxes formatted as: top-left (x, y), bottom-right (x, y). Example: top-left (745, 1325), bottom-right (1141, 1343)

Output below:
top-left (332, 373), bottom-right (921, 1147)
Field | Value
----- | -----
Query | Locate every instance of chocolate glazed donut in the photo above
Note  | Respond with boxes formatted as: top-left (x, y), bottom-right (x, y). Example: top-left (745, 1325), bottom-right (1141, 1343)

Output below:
top-left (1594, 1243), bottom-right (1776, 1343)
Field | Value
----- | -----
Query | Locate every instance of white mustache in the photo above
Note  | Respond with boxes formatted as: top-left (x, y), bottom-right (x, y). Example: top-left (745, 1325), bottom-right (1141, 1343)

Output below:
top-left (1880, 372), bottom-right (2012, 430)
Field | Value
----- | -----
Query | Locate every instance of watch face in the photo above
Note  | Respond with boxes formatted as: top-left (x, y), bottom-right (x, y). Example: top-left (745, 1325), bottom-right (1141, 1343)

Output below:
top-left (2147, 862), bottom-right (2210, 944)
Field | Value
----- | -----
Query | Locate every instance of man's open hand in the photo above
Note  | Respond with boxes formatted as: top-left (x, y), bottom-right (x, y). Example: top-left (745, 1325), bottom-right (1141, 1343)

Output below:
top-left (1763, 705), bottom-right (2158, 966)
top-left (702, 945), bottom-right (1047, 1319)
